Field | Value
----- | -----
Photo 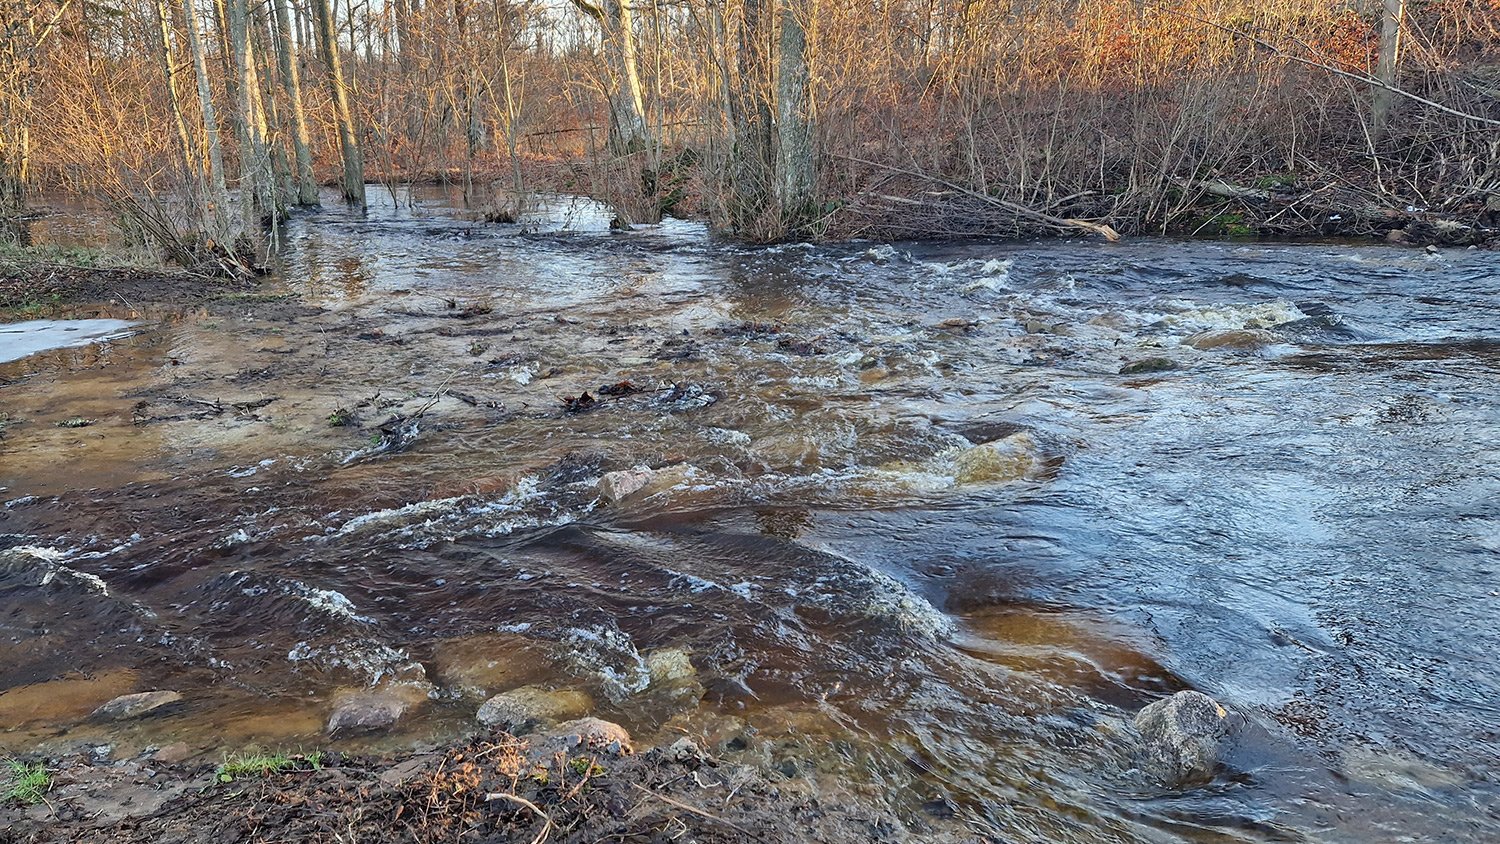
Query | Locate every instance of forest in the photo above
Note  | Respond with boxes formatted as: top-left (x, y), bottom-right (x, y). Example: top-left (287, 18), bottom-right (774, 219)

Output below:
top-left (2, 0), bottom-right (1498, 268)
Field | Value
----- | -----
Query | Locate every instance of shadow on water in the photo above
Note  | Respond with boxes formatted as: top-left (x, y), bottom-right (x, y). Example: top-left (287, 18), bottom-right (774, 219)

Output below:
top-left (2, 188), bottom-right (1498, 841)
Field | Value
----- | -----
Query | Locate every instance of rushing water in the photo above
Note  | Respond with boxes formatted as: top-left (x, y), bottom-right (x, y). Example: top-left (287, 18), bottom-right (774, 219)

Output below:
top-left (2, 188), bottom-right (1498, 841)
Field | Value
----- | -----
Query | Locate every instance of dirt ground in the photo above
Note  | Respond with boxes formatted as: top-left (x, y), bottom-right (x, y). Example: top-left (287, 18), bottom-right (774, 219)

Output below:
top-left (0, 730), bottom-right (984, 844)
top-left (0, 261), bottom-right (262, 314)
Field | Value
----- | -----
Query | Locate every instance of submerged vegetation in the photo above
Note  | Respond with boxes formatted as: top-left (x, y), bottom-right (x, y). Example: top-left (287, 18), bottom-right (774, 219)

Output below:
top-left (0, 0), bottom-right (1494, 267)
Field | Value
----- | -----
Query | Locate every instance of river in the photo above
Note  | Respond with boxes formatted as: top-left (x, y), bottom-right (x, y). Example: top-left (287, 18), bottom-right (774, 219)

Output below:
top-left (2, 188), bottom-right (1497, 841)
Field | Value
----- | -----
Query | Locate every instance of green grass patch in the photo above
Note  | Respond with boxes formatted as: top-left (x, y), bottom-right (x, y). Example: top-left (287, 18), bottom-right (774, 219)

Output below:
top-left (56, 417), bottom-right (96, 429)
top-left (5, 759), bottom-right (51, 805)
top-left (216, 750), bottom-right (323, 783)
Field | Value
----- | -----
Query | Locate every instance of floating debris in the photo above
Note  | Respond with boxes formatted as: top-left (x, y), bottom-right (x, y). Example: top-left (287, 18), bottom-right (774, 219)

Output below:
top-left (597, 380), bottom-right (641, 397)
top-left (561, 392), bottom-right (598, 414)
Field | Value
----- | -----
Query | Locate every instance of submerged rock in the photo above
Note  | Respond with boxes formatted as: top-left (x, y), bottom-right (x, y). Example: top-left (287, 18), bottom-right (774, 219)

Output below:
top-left (596, 464), bottom-right (701, 506)
top-left (1120, 357), bottom-right (1178, 375)
top-left (476, 685), bottom-right (592, 734)
top-left (645, 648), bottom-right (697, 686)
top-left (326, 690), bottom-right (416, 737)
top-left (1134, 690), bottom-right (1232, 786)
top-left (952, 432), bottom-right (1036, 485)
top-left (91, 691), bottom-right (183, 721)
top-left (1185, 329), bottom-right (1280, 351)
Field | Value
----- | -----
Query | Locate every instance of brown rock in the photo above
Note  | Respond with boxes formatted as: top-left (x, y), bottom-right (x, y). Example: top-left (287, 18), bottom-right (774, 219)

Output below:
top-left (151, 742), bottom-right (193, 765)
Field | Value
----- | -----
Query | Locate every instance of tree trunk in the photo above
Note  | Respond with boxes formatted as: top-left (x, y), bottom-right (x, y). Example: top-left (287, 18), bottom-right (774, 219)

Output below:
top-left (568, 0), bottom-right (648, 155)
top-left (227, 0), bottom-right (273, 227)
top-left (607, 0), bottom-right (648, 154)
top-left (153, 0), bottom-right (197, 190)
top-left (181, 0), bottom-right (234, 244)
top-left (1372, 0), bottom-right (1406, 140)
top-left (271, 0), bottom-right (319, 205)
top-left (312, 0), bottom-right (366, 204)
top-left (776, 0), bottom-right (815, 232)
top-left (731, 0), bottom-right (774, 235)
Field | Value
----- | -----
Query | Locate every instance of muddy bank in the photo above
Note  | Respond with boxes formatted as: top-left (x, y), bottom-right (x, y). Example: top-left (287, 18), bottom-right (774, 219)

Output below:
top-left (0, 726), bottom-right (978, 844)
top-left (0, 260), bottom-right (260, 316)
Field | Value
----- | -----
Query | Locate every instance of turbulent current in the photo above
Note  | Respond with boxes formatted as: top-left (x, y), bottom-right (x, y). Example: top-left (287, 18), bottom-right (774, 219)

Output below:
top-left (2, 189), bottom-right (1497, 841)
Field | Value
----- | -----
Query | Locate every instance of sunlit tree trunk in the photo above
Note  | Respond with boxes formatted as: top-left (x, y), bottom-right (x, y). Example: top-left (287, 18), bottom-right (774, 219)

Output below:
top-left (312, 0), bottom-right (366, 204)
top-left (227, 0), bottom-right (273, 227)
top-left (569, 0), bottom-right (649, 154)
top-left (181, 0), bottom-right (233, 244)
top-left (153, 0), bottom-right (197, 191)
top-left (271, 0), bottom-right (319, 205)
top-left (1372, 0), bottom-right (1406, 140)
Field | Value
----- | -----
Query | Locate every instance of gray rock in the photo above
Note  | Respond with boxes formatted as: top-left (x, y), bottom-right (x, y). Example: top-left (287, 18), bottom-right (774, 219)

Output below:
top-left (90, 691), bottom-right (182, 721)
top-left (661, 737), bottom-right (707, 766)
top-left (1134, 690), bottom-right (1232, 785)
top-left (326, 691), bottom-right (411, 737)
top-left (151, 742), bottom-right (193, 765)
top-left (547, 717), bottom-right (634, 756)
top-left (476, 685), bottom-right (592, 734)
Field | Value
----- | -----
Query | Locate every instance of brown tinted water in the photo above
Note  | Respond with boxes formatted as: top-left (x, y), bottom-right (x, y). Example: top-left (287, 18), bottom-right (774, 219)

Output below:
top-left (2, 188), bottom-right (1498, 841)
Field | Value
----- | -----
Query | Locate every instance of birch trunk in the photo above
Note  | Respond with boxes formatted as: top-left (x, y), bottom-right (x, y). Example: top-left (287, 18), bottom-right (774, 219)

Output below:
top-left (271, 0), bottom-right (319, 205)
top-left (312, 0), bottom-right (366, 204)
top-left (568, 0), bottom-right (649, 155)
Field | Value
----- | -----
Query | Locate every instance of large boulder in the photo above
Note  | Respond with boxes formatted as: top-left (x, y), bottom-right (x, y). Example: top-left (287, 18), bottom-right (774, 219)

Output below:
top-left (1134, 690), bottom-right (1232, 785)
top-left (90, 691), bottom-right (183, 722)
top-left (476, 685), bottom-right (592, 735)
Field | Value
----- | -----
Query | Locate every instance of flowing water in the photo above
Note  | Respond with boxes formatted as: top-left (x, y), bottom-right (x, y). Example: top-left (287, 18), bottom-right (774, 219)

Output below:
top-left (2, 189), bottom-right (1497, 841)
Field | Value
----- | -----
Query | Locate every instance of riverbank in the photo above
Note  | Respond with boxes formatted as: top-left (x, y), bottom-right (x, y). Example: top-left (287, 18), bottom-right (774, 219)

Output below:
top-left (0, 246), bottom-right (261, 317)
top-left (0, 723), bottom-right (978, 843)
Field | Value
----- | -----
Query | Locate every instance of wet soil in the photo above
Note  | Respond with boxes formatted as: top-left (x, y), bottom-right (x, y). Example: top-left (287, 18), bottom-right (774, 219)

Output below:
top-left (0, 730), bottom-right (978, 844)
top-left (0, 261), bottom-right (261, 315)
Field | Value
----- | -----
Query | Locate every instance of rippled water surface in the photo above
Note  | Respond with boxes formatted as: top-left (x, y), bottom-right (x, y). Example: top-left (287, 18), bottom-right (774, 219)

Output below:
top-left (3, 189), bottom-right (1498, 841)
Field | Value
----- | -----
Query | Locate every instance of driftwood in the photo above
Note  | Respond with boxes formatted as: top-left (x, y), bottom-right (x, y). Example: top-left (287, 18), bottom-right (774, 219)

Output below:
top-left (838, 154), bottom-right (1121, 241)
